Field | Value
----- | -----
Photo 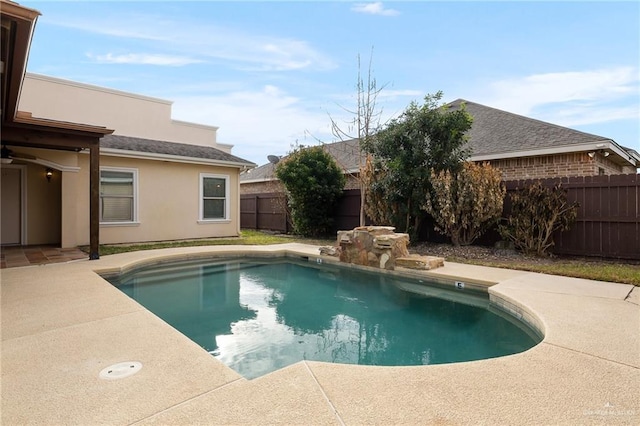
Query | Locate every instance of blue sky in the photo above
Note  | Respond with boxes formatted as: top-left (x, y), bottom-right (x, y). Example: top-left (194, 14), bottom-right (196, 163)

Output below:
top-left (20, 1), bottom-right (640, 165)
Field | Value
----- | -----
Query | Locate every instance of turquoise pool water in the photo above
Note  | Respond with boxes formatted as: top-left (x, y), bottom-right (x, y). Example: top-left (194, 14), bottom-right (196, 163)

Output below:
top-left (108, 257), bottom-right (541, 379)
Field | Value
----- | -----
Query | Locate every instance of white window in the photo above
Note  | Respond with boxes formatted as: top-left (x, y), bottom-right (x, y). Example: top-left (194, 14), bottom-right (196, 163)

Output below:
top-left (200, 174), bottom-right (229, 221)
top-left (100, 167), bottom-right (138, 223)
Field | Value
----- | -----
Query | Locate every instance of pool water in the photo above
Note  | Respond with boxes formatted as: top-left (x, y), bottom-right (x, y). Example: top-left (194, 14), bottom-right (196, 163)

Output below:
top-left (108, 257), bottom-right (541, 379)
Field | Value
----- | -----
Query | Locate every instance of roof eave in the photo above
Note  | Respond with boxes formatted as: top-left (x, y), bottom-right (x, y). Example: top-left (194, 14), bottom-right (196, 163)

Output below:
top-left (98, 147), bottom-right (256, 169)
top-left (471, 140), bottom-right (637, 168)
top-left (13, 111), bottom-right (114, 136)
top-left (240, 177), bottom-right (279, 184)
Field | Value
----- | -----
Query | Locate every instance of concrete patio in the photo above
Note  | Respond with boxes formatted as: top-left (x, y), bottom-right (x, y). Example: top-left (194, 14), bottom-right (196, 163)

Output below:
top-left (1, 243), bottom-right (638, 425)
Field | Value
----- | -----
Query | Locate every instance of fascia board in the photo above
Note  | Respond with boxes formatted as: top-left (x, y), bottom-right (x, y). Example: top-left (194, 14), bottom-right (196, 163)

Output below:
top-left (240, 168), bottom-right (360, 184)
top-left (470, 141), bottom-right (636, 167)
top-left (93, 148), bottom-right (255, 169)
top-left (240, 177), bottom-right (279, 184)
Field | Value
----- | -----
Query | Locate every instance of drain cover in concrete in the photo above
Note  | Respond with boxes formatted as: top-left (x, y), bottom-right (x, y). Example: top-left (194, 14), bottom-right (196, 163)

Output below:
top-left (99, 361), bottom-right (142, 380)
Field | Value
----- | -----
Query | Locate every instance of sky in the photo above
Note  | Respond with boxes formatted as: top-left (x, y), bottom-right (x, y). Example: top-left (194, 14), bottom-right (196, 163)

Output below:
top-left (20, 0), bottom-right (640, 166)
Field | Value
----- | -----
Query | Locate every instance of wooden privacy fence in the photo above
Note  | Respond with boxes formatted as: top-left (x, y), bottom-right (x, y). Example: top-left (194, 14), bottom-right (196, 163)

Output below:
top-left (504, 174), bottom-right (639, 260)
top-left (241, 174), bottom-right (639, 260)
top-left (240, 193), bottom-right (290, 233)
top-left (240, 190), bottom-right (362, 234)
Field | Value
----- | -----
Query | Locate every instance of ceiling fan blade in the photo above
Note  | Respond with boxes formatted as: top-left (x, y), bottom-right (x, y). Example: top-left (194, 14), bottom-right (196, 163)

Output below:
top-left (9, 151), bottom-right (37, 160)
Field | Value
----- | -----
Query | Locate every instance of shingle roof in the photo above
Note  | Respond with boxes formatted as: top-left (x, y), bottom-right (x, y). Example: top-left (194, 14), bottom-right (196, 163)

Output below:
top-left (240, 138), bottom-right (361, 183)
top-left (240, 161), bottom-right (277, 182)
top-left (448, 99), bottom-right (612, 156)
top-left (322, 138), bottom-right (361, 171)
top-left (101, 134), bottom-right (255, 166)
top-left (242, 99), bottom-right (634, 183)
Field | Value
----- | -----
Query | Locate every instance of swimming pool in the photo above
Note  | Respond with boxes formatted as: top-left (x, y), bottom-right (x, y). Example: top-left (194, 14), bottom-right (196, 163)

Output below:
top-left (107, 257), bottom-right (542, 379)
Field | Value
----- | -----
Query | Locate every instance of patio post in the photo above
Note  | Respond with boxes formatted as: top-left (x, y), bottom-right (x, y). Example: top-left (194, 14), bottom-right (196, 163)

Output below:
top-left (89, 143), bottom-right (100, 259)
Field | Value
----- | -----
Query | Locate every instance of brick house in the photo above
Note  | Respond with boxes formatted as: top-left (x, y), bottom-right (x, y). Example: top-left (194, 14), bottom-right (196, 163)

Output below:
top-left (241, 99), bottom-right (639, 193)
top-left (451, 99), bottom-right (638, 180)
top-left (241, 138), bottom-right (362, 194)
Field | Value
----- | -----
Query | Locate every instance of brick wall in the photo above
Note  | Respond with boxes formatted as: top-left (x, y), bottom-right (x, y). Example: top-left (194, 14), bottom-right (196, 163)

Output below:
top-left (488, 152), bottom-right (626, 181)
top-left (240, 180), bottom-right (284, 195)
top-left (344, 174), bottom-right (361, 190)
top-left (243, 152), bottom-right (636, 191)
top-left (242, 174), bottom-right (360, 193)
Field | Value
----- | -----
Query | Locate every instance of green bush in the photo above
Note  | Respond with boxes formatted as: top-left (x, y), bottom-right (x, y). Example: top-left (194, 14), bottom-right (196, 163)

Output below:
top-left (499, 181), bottom-right (579, 256)
top-left (275, 146), bottom-right (346, 237)
top-left (361, 92), bottom-right (473, 239)
top-left (424, 162), bottom-right (505, 246)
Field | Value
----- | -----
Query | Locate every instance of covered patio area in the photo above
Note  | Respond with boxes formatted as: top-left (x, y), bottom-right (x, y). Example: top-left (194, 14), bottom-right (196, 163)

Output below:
top-left (0, 245), bottom-right (88, 268)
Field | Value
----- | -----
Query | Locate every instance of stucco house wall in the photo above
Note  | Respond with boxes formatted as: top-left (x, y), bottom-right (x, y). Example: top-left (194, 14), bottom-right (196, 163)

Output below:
top-left (6, 75), bottom-right (254, 248)
top-left (19, 73), bottom-right (233, 153)
top-left (1, 146), bottom-right (79, 246)
top-left (76, 155), bottom-right (241, 245)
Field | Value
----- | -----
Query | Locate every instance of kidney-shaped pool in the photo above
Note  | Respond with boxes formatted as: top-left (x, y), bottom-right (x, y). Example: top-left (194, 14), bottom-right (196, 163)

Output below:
top-left (105, 257), bottom-right (542, 379)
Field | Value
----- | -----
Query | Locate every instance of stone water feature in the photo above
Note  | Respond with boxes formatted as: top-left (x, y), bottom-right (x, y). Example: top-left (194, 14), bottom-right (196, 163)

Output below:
top-left (321, 226), bottom-right (444, 271)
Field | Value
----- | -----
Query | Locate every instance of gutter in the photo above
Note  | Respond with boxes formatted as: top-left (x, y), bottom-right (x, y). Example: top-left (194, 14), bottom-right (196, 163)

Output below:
top-left (88, 148), bottom-right (256, 169)
top-left (471, 140), bottom-right (637, 167)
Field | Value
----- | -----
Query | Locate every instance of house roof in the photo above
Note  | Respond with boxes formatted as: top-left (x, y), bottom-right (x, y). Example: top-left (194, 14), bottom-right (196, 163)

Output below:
top-left (451, 99), bottom-right (638, 167)
top-left (241, 99), bottom-right (638, 183)
top-left (451, 99), bottom-right (613, 155)
top-left (101, 134), bottom-right (255, 168)
top-left (448, 99), bottom-right (614, 155)
top-left (240, 138), bottom-right (361, 183)
top-left (1, 0), bottom-right (113, 148)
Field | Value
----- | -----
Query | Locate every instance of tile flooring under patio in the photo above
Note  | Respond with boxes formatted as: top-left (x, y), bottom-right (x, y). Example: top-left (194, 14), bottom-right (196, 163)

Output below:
top-left (0, 245), bottom-right (88, 268)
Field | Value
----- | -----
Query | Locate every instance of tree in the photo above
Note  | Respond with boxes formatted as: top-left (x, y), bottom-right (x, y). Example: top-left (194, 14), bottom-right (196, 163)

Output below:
top-left (423, 162), bottom-right (505, 246)
top-left (329, 49), bottom-right (386, 226)
top-left (498, 182), bottom-right (579, 256)
top-left (275, 145), bottom-right (346, 237)
top-left (362, 92), bottom-right (473, 239)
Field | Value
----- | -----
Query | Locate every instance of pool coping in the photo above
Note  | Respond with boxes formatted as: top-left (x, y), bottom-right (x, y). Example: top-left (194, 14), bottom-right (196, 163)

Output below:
top-left (1, 243), bottom-right (638, 425)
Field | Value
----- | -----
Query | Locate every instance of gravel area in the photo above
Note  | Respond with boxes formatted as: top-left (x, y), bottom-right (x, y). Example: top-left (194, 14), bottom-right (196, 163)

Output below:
top-left (410, 242), bottom-right (550, 264)
top-left (410, 241), bottom-right (639, 267)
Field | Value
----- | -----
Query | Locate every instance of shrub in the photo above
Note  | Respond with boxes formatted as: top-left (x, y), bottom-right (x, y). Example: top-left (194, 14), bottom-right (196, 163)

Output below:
top-left (275, 145), bottom-right (346, 237)
top-left (423, 162), bottom-right (505, 246)
top-left (499, 181), bottom-right (579, 256)
top-left (361, 92), bottom-right (473, 239)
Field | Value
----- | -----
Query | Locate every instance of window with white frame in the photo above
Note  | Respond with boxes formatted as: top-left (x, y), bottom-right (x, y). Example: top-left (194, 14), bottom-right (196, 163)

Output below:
top-left (200, 174), bottom-right (229, 221)
top-left (100, 168), bottom-right (138, 223)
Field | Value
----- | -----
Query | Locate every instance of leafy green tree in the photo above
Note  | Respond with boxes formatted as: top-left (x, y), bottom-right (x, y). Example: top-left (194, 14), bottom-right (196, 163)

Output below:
top-left (275, 145), bottom-right (346, 237)
top-left (423, 162), bottom-right (505, 246)
top-left (499, 181), bottom-right (579, 256)
top-left (363, 92), bottom-right (473, 239)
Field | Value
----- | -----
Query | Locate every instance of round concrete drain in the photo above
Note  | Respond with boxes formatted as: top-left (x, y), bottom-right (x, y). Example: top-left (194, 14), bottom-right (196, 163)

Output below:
top-left (99, 362), bottom-right (142, 380)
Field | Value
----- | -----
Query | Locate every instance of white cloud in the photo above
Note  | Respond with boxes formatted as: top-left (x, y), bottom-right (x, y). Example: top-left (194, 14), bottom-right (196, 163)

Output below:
top-left (378, 89), bottom-right (423, 100)
top-left (352, 2), bottom-right (400, 17)
top-left (86, 53), bottom-right (203, 66)
top-left (170, 85), bottom-right (335, 164)
top-left (479, 67), bottom-right (640, 126)
top-left (47, 14), bottom-right (335, 72)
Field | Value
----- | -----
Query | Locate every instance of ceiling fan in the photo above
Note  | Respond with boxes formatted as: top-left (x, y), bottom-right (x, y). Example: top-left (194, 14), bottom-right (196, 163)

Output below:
top-left (1, 145), bottom-right (37, 164)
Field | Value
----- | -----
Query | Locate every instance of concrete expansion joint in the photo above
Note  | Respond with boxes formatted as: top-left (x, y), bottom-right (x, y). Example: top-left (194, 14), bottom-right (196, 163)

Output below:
top-left (544, 342), bottom-right (639, 370)
top-left (129, 376), bottom-right (246, 425)
top-left (623, 286), bottom-right (637, 303)
top-left (520, 287), bottom-right (636, 302)
top-left (2, 309), bottom-right (147, 343)
top-left (303, 361), bottom-right (345, 426)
